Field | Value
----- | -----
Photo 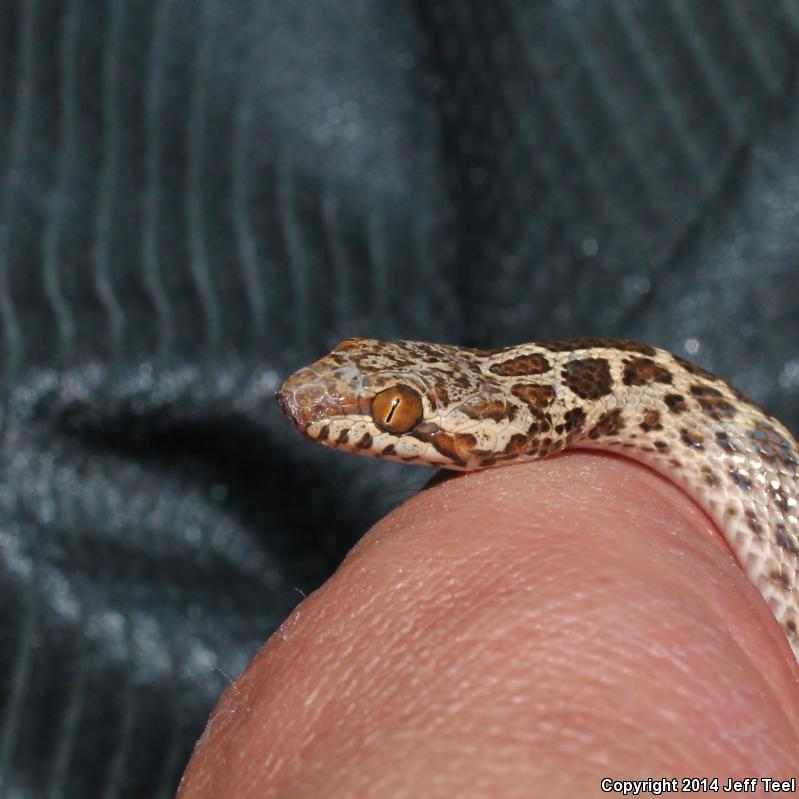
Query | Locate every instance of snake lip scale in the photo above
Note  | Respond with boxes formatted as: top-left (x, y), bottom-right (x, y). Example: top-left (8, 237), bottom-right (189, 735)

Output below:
top-left (277, 336), bottom-right (799, 661)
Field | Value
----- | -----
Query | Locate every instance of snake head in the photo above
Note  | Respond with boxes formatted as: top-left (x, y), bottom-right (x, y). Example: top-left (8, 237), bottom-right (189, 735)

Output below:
top-left (276, 338), bottom-right (535, 469)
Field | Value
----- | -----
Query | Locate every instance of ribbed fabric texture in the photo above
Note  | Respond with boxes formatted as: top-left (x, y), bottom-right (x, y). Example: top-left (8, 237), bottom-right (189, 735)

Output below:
top-left (1, 1), bottom-right (799, 795)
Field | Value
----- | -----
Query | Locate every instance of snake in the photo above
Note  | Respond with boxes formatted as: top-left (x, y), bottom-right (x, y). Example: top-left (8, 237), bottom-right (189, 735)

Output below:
top-left (276, 337), bottom-right (799, 662)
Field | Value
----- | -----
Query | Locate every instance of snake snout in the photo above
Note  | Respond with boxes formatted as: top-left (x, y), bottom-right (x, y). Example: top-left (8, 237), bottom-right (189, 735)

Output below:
top-left (276, 383), bottom-right (307, 433)
top-left (276, 366), bottom-right (353, 436)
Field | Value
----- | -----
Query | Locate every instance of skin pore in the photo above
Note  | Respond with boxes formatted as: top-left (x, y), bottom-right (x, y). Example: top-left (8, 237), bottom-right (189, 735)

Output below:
top-left (178, 453), bottom-right (799, 798)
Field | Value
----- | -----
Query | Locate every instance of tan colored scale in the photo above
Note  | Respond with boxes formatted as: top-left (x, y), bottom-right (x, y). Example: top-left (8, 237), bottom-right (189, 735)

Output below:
top-left (277, 337), bottom-right (799, 661)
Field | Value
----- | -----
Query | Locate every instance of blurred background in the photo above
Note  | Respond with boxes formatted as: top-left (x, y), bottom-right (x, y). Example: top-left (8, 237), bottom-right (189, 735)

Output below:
top-left (1, 0), bottom-right (799, 795)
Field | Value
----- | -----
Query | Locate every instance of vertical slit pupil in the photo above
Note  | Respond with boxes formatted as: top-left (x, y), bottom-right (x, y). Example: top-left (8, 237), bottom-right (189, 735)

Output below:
top-left (385, 398), bottom-right (399, 424)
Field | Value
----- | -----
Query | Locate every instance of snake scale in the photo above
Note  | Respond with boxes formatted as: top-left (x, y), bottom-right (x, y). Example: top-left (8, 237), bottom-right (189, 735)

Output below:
top-left (277, 337), bottom-right (799, 662)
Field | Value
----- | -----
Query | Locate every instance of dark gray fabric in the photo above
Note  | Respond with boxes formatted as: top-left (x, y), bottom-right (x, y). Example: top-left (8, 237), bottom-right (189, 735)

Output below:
top-left (1, 0), bottom-right (798, 795)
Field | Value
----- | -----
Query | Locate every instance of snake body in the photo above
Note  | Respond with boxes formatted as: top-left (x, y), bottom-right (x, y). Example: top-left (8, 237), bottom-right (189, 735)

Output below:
top-left (277, 337), bottom-right (799, 661)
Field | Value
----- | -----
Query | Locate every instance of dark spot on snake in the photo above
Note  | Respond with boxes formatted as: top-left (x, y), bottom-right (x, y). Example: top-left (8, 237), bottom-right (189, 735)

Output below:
top-left (452, 373), bottom-right (474, 390)
top-left (503, 434), bottom-right (529, 456)
top-left (770, 568), bottom-right (793, 591)
top-left (690, 385), bottom-right (722, 398)
top-left (776, 524), bottom-right (799, 554)
top-left (318, 424), bottom-right (330, 441)
top-left (653, 440), bottom-right (669, 452)
top-left (356, 432), bottom-right (373, 450)
top-left (701, 465), bottom-right (720, 487)
top-left (336, 429), bottom-right (350, 445)
top-left (489, 353), bottom-right (551, 377)
top-left (564, 407), bottom-right (587, 435)
top-left (381, 444), bottom-right (396, 456)
top-left (728, 469), bottom-right (752, 491)
top-left (664, 394), bottom-right (688, 413)
top-left (623, 358), bottom-right (673, 386)
top-left (690, 384), bottom-right (737, 420)
top-left (639, 409), bottom-right (663, 432)
top-left (426, 386), bottom-right (450, 408)
top-left (669, 458), bottom-right (682, 469)
top-left (715, 430), bottom-right (737, 453)
top-left (527, 413), bottom-right (552, 435)
top-left (511, 384), bottom-right (555, 414)
top-left (680, 428), bottom-right (704, 450)
top-left (563, 358), bottom-right (613, 400)
top-left (786, 619), bottom-right (797, 638)
top-left (431, 432), bottom-right (476, 467)
top-left (539, 338), bottom-right (657, 356)
top-left (745, 509), bottom-right (763, 537)
top-left (460, 395), bottom-right (516, 423)
top-left (588, 408), bottom-right (624, 439)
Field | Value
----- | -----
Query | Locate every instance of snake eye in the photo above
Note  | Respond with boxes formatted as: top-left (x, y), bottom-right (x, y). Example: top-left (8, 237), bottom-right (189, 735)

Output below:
top-left (370, 386), bottom-right (423, 434)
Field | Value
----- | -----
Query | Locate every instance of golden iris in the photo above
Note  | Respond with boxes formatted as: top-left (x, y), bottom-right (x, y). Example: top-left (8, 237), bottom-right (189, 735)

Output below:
top-left (370, 386), bottom-right (423, 434)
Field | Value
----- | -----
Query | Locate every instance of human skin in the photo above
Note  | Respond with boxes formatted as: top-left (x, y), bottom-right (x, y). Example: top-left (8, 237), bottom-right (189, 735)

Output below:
top-left (178, 453), bottom-right (799, 798)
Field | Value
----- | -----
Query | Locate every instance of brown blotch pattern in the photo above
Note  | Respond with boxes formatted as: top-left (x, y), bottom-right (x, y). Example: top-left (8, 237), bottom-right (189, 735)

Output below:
top-left (563, 358), bottom-right (613, 400)
top-left (511, 384), bottom-right (555, 414)
top-left (489, 353), bottom-right (551, 377)
top-left (588, 408), bottom-right (625, 439)
top-left (381, 444), bottom-right (396, 456)
top-left (540, 338), bottom-right (657, 356)
top-left (623, 358), bottom-right (673, 386)
top-left (690, 384), bottom-right (737, 420)
top-left (503, 433), bottom-right (529, 456)
top-left (356, 432), bottom-right (373, 450)
top-left (639, 409), bottom-right (663, 433)
top-left (527, 413), bottom-right (552, 436)
top-left (460, 396), bottom-right (516, 423)
top-left (680, 428), bottom-right (704, 449)
top-left (336, 429), bottom-right (350, 445)
top-left (426, 385), bottom-right (450, 408)
top-left (564, 407), bottom-right (587, 436)
top-left (431, 432), bottom-right (476, 467)
top-left (530, 435), bottom-right (561, 458)
top-left (318, 424), bottom-right (330, 441)
top-left (664, 394), bottom-right (688, 413)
